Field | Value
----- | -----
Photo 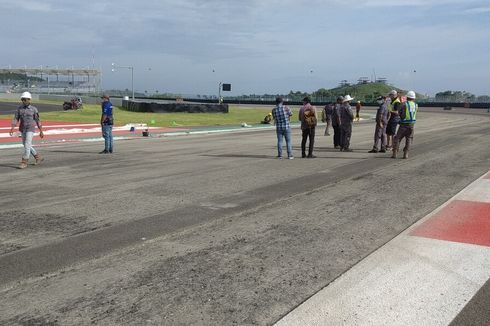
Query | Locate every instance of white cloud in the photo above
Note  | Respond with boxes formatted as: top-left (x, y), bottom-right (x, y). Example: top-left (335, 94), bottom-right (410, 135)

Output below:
top-left (464, 6), bottom-right (490, 14)
top-left (0, 0), bottom-right (55, 12)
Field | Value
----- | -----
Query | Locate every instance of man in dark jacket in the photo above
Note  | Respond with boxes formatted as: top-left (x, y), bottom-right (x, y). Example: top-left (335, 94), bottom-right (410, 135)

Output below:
top-left (331, 96), bottom-right (343, 148)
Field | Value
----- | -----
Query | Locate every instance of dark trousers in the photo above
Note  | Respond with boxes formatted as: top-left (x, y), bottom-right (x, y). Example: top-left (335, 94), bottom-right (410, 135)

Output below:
top-left (374, 125), bottom-right (387, 150)
top-left (332, 125), bottom-right (341, 147)
top-left (340, 124), bottom-right (352, 150)
top-left (301, 128), bottom-right (315, 156)
top-left (394, 124), bottom-right (415, 153)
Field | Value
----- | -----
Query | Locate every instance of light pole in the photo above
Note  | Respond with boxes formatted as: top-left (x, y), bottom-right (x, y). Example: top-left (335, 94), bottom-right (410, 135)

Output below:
top-left (111, 63), bottom-right (134, 100)
top-left (218, 82), bottom-right (222, 103)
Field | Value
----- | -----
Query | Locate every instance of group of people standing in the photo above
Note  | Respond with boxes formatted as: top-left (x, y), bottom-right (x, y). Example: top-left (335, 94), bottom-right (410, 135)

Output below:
top-left (368, 90), bottom-right (418, 159)
top-left (272, 94), bottom-right (357, 159)
top-left (271, 90), bottom-right (418, 160)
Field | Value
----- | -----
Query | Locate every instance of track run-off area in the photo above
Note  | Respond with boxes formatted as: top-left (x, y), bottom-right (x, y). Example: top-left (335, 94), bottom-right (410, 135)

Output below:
top-left (0, 108), bottom-right (489, 325)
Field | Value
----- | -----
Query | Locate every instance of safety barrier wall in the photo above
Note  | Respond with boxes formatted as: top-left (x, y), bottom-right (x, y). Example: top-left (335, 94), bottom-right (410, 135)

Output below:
top-left (121, 100), bottom-right (229, 113)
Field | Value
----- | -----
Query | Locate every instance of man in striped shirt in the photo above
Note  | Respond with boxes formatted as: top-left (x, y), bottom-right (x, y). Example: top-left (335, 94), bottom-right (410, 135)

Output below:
top-left (271, 97), bottom-right (294, 159)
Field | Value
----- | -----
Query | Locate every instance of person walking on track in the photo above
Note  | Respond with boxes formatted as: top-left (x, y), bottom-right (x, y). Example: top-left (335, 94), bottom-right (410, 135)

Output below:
top-left (9, 92), bottom-right (44, 169)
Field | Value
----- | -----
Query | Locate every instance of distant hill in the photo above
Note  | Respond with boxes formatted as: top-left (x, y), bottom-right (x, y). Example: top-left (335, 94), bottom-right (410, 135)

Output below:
top-left (312, 82), bottom-right (424, 103)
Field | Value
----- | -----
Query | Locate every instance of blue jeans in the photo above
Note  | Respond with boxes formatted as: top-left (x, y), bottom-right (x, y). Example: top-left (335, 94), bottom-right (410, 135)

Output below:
top-left (276, 128), bottom-right (292, 157)
top-left (21, 131), bottom-right (37, 160)
top-left (102, 124), bottom-right (113, 152)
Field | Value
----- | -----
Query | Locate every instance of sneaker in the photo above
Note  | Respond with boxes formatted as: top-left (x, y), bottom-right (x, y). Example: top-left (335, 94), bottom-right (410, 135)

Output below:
top-left (288, 156), bottom-right (294, 160)
top-left (99, 150), bottom-right (109, 154)
top-left (368, 149), bottom-right (378, 153)
top-left (277, 156), bottom-right (282, 159)
top-left (34, 155), bottom-right (44, 165)
top-left (307, 155), bottom-right (317, 158)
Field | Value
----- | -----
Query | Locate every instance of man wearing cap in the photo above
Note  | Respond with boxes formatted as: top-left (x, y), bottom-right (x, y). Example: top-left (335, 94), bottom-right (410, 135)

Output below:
top-left (331, 96), bottom-right (343, 148)
top-left (386, 90), bottom-right (402, 149)
top-left (369, 96), bottom-right (388, 153)
top-left (298, 96), bottom-right (317, 158)
top-left (100, 94), bottom-right (114, 154)
top-left (9, 92), bottom-right (45, 169)
top-left (392, 91), bottom-right (418, 159)
top-left (271, 97), bottom-right (294, 159)
top-left (339, 95), bottom-right (354, 152)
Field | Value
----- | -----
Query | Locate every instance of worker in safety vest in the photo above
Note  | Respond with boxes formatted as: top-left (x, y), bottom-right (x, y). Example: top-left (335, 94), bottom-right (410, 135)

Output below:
top-left (386, 90), bottom-right (402, 149)
top-left (392, 91), bottom-right (418, 159)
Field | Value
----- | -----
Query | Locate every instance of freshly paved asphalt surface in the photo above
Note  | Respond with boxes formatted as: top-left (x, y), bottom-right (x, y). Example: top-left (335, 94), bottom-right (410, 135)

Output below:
top-left (0, 109), bottom-right (488, 325)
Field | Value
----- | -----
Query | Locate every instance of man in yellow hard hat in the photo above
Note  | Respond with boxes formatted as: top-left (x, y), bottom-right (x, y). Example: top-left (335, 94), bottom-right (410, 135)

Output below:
top-left (261, 112), bottom-right (273, 124)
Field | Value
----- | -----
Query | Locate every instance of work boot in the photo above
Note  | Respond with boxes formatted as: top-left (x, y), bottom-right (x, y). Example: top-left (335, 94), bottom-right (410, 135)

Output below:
top-left (33, 154), bottom-right (44, 165)
top-left (379, 148), bottom-right (386, 153)
top-left (391, 149), bottom-right (398, 159)
top-left (403, 152), bottom-right (409, 159)
top-left (19, 159), bottom-right (28, 169)
top-left (368, 148), bottom-right (378, 153)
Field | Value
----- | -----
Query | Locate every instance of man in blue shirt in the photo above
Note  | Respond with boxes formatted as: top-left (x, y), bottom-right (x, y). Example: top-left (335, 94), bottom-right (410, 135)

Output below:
top-left (271, 97), bottom-right (294, 159)
top-left (100, 94), bottom-right (114, 154)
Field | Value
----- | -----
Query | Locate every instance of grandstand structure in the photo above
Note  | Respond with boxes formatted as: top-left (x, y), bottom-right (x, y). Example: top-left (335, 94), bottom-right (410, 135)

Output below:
top-left (0, 67), bottom-right (101, 95)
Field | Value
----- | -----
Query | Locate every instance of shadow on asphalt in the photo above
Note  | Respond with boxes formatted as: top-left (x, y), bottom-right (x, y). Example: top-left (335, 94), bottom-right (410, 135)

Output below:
top-left (48, 150), bottom-right (97, 154)
top-left (0, 164), bottom-right (21, 169)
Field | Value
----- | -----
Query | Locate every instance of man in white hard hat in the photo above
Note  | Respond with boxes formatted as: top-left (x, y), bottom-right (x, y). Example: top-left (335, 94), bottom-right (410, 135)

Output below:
top-left (386, 90), bottom-right (402, 150)
top-left (392, 90), bottom-right (418, 159)
top-left (339, 95), bottom-right (354, 151)
top-left (9, 92), bottom-right (45, 169)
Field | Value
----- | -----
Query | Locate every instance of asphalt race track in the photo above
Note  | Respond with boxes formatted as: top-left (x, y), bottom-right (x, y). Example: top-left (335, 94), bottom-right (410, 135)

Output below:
top-left (0, 101), bottom-right (61, 115)
top-left (0, 109), bottom-right (489, 325)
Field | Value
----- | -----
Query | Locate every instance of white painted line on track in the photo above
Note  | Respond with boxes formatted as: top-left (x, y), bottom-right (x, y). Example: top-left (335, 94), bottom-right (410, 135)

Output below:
top-left (275, 172), bottom-right (490, 326)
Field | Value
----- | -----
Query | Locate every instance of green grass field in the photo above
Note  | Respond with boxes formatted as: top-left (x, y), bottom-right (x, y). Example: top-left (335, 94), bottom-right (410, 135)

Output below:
top-left (1, 103), bottom-right (302, 127)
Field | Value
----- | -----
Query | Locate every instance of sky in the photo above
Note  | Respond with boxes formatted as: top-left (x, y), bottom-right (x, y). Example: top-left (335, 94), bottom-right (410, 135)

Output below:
top-left (1, 0), bottom-right (490, 96)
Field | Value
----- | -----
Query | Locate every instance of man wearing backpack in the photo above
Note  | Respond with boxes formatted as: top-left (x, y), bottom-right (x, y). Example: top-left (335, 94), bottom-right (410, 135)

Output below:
top-left (298, 96), bottom-right (317, 158)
